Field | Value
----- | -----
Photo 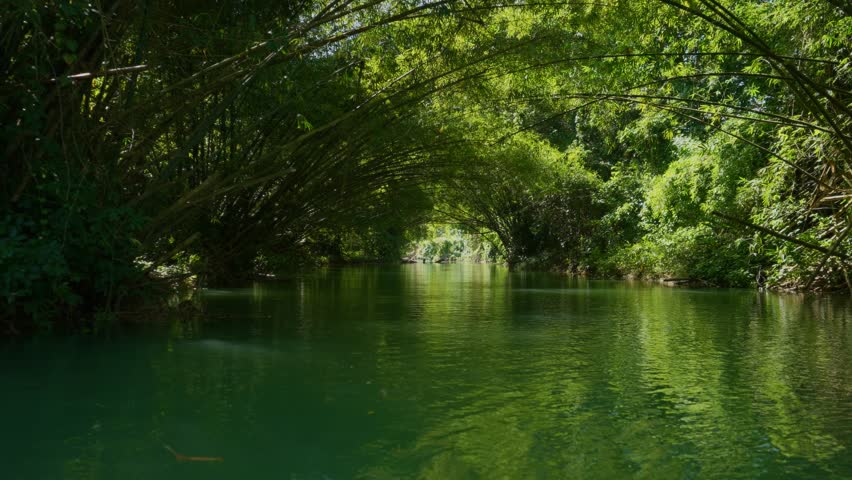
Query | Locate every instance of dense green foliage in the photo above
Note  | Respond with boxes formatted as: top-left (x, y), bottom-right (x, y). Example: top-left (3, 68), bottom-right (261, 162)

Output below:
top-left (2, 0), bottom-right (850, 330)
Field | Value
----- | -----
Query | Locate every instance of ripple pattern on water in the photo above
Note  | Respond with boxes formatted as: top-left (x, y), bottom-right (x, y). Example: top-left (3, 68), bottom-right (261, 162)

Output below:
top-left (1, 265), bottom-right (851, 479)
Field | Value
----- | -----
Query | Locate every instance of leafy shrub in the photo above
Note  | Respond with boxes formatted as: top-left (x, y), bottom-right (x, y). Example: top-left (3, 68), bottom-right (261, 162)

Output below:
top-left (1, 183), bottom-right (146, 330)
top-left (608, 225), bottom-right (756, 286)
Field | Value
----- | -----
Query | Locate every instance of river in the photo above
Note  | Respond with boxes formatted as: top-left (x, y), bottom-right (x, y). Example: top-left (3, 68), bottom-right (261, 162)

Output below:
top-left (2, 264), bottom-right (851, 479)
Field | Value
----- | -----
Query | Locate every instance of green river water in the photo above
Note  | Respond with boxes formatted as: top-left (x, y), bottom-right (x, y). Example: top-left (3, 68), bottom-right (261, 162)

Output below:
top-left (2, 264), bottom-right (852, 479)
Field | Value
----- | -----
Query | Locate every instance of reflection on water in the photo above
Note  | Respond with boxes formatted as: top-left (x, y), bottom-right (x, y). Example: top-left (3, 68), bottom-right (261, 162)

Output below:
top-left (1, 265), bottom-right (851, 479)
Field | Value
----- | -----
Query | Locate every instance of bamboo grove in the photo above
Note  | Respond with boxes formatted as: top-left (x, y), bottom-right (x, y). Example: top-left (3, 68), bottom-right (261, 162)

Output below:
top-left (2, 0), bottom-right (850, 330)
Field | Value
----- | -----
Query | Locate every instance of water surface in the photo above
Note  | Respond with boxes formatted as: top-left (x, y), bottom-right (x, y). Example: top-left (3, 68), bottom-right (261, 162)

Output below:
top-left (2, 265), bottom-right (852, 479)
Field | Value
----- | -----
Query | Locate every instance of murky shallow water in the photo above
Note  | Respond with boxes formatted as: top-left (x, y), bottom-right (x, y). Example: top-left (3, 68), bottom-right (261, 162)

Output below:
top-left (2, 265), bottom-right (851, 479)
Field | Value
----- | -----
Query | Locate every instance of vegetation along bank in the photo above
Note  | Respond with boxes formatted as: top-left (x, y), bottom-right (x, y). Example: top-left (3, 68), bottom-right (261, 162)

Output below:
top-left (2, 0), bottom-right (850, 331)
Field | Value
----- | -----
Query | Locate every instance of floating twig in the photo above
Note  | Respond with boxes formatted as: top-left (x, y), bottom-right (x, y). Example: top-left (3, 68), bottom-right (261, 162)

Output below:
top-left (163, 444), bottom-right (224, 462)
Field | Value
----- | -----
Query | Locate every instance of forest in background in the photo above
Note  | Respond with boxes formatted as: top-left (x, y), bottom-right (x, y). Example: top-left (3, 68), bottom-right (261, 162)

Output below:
top-left (2, 0), bottom-right (850, 331)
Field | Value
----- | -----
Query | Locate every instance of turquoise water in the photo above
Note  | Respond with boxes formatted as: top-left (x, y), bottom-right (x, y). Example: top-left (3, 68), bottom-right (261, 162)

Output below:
top-left (2, 264), bottom-right (852, 479)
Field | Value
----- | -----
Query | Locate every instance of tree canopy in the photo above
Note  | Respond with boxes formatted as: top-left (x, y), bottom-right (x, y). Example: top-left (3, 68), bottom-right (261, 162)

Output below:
top-left (2, 0), bottom-right (850, 330)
